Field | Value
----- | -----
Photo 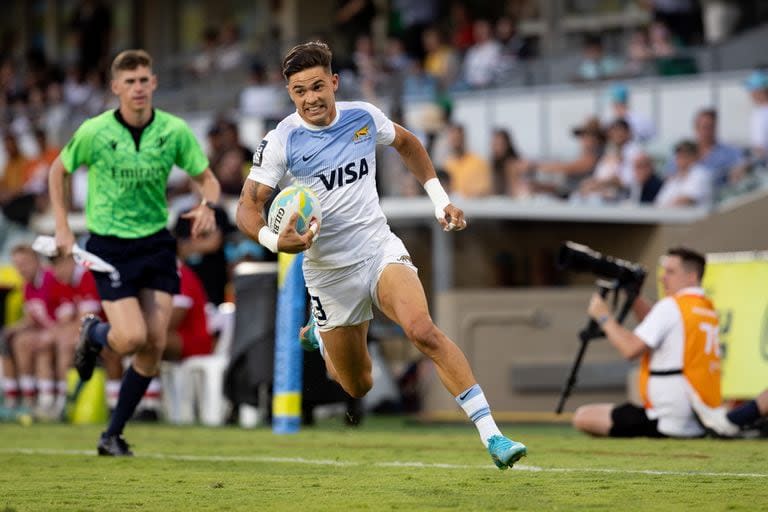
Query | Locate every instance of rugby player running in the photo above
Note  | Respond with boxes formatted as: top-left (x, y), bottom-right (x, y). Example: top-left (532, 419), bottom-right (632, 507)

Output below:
top-left (236, 41), bottom-right (526, 469)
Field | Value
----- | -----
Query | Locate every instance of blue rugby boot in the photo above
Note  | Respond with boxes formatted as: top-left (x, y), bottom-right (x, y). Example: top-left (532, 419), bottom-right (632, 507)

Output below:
top-left (487, 435), bottom-right (527, 470)
top-left (299, 315), bottom-right (320, 352)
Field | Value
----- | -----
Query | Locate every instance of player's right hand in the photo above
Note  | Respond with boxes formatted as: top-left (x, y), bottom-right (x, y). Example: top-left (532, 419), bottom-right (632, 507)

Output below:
top-left (277, 213), bottom-right (318, 253)
top-left (55, 229), bottom-right (75, 256)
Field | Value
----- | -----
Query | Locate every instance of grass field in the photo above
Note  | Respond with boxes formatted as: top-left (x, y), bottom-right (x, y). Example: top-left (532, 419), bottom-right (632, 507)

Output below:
top-left (1, 417), bottom-right (766, 511)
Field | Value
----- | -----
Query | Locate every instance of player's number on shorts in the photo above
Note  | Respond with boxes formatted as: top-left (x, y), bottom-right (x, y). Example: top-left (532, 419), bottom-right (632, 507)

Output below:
top-left (310, 295), bottom-right (328, 322)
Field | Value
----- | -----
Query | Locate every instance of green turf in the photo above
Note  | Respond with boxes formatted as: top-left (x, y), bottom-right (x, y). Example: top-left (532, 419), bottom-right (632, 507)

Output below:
top-left (0, 417), bottom-right (765, 511)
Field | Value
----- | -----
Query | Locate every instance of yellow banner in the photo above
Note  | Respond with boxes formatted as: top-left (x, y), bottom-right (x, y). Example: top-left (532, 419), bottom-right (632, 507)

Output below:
top-left (703, 255), bottom-right (768, 399)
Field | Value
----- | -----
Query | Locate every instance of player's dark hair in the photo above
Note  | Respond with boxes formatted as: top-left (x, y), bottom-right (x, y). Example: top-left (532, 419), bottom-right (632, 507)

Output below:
top-left (667, 247), bottom-right (706, 281)
top-left (282, 41), bottom-right (332, 80)
top-left (111, 49), bottom-right (153, 78)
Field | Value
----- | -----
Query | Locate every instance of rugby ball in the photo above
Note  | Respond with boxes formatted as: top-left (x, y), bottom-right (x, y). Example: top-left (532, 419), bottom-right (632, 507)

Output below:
top-left (267, 184), bottom-right (322, 236)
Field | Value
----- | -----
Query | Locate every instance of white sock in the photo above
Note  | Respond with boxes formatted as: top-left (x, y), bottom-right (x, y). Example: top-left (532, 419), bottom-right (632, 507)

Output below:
top-left (455, 384), bottom-right (502, 447)
top-left (3, 378), bottom-right (19, 408)
top-left (56, 380), bottom-right (68, 398)
top-left (20, 375), bottom-right (36, 408)
top-left (106, 379), bottom-right (121, 409)
top-left (38, 379), bottom-right (56, 409)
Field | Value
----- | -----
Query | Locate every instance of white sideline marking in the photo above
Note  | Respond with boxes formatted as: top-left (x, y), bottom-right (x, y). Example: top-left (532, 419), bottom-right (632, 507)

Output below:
top-left (5, 448), bottom-right (768, 479)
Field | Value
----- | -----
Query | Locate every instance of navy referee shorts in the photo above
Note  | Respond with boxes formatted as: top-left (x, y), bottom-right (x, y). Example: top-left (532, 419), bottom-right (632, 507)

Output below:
top-left (86, 228), bottom-right (179, 301)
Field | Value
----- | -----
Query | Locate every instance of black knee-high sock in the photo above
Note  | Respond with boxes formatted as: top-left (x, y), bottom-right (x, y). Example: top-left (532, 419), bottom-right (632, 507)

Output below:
top-left (106, 366), bottom-right (152, 437)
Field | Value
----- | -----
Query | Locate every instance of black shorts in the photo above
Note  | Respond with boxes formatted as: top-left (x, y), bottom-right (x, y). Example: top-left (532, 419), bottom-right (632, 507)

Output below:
top-left (609, 403), bottom-right (666, 438)
top-left (86, 229), bottom-right (179, 301)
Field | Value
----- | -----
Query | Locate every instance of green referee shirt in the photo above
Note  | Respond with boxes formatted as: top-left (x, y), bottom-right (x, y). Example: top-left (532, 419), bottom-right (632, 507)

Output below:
top-left (59, 108), bottom-right (209, 238)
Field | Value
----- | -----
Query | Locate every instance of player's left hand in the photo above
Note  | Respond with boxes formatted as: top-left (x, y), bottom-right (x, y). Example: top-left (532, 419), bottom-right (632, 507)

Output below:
top-left (440, 204), bottom-right (467, 232)
top-left (587, 293), bottom-right (610, 320)
top-left (183, 204), bottom-right (217, 238)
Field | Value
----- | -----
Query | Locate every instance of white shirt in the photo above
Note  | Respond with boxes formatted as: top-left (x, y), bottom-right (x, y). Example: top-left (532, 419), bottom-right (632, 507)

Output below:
top-left (634, 287), bottom-right (707, 437)
top-left (247, 101), bottom-right (396, 269)
top-left (594, 141), bottom-right (642, 187)
top-left (463, 41), bottom-right (502, 88)
top-left (750, 104), bottom-right (768, 153)
top-left (655, 163), bottom-right (713, 207)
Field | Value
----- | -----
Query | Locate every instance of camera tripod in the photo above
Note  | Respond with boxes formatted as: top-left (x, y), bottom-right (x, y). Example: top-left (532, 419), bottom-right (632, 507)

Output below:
top-left (555, 278), bottom-right (642, 414)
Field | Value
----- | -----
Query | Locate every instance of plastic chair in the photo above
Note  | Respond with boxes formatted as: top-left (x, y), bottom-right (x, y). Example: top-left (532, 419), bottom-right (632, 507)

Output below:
top-left (162, 302), bottom-right (236, 426)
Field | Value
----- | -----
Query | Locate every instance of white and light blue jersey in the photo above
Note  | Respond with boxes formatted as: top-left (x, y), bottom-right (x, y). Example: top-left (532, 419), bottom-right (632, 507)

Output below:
top-left (248, 101), bottom-right (397, 269)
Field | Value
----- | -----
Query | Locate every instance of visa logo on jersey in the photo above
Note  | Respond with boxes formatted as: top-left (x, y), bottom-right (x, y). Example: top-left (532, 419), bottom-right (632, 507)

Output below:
top-left (315, 157), bottom-right (369, 191)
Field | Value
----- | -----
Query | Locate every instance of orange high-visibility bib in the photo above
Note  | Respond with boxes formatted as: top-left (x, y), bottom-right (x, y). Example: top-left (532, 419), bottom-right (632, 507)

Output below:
top-left (639, 294), bottom-right (721, 408)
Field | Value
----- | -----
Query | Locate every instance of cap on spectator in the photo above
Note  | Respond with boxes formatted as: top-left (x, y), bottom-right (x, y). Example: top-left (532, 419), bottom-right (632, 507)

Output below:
top-left (744, 70), bottom-right (768, 91)
top-left (608, 83), bottom-right (629, 104)
top-left (571, 117), bottom-right (605, 139)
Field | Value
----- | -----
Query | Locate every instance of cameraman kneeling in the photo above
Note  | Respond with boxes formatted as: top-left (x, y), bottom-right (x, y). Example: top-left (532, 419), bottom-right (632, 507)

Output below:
top-left (572, 247), bottom-right (721, 438)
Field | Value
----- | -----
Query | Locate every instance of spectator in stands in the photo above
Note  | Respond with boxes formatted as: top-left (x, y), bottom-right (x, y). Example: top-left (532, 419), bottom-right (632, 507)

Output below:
top-left (391, 0), bottom-right (439, 61)
top-left (518, 117), bottom-right (605, 197)
top-left (727, 70), bottom-right (768, 185)
top-left (0, 133), bottom-right (37, 226)
top-left (239, 61), bottom-right (287, 121)
top-left (422, 27), bottom-right (460, 90)
top-left (494, 16), bottom-right (526, 82)
top-left (496, 16), bottom-right (530, 61)
top-left (4, 245), bottom-right (57, 415)
top-left (692, 386), bottom-right (768, 437)
top-left (334, 0), bottom-right (377, 61)
top-left (47, 254), bottom-right (102, 418)
top-left (448, 1), bottom-right (475, 53)
top-left (490, 128), bottom-right (520, 195)
top-left (648, 21), bottom-right (678, 58)
top-left (351, 34), bottom-right (382, 101)
top-left (22, 128), bottom-right (61, 211)
top-left (164, 261), bottom-right (213, 361)
top-left (574, 119), bottom-right (641, 203)
top-left (174, 204), bottom-right (235, 306)
top-left (624, 28), bottom-right (654, 76)
top-left (460, 20), bottom-right (502, 90)
top-left (656, 140), bottom-right (713, 207)
top-left (574, 247), bottom-right (721, 438)
top-left (217, 22), bottom-right (244, 72)
top-left (700, 0), bottom-right (741, 44)
top-left (606, 83), bottom-right (656, 142)
top-left (628, 152), bottom-right (664, 204)
top-left (189, 26), bottom-right (220, 77)
top-left (689, 108), bottom-right (743, 187)
top-left (746, 70), bottom-right (768, 163)
top-left (576, 35), bottom-right (623, 82)
top-left (640, 0), bottom-right (702, 45)
top-left (443, 123), bottom-right (492, 198)
top-left (68, 0), bottom-right (112, 75)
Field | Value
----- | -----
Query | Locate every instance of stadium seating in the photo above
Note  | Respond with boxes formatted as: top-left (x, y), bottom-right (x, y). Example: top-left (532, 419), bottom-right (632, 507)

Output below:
top-left (161, 302), bottom-right (236, 426)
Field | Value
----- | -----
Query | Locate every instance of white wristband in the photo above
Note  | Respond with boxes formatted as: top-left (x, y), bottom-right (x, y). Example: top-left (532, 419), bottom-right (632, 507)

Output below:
top-left (424, 177), bottom-right (451, 221)
top-left (257, 226), bottom-right (279, 253)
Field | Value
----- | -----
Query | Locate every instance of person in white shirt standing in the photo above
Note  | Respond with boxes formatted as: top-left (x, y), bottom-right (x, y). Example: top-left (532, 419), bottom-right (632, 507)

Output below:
top-left (655, 140), bottom-right (713, 207)
top-left (236, 41), bottom-right (526, 469)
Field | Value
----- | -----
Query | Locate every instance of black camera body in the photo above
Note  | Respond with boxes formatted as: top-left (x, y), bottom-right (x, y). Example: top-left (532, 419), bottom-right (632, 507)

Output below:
top-left (558, 241), bottom-right (646, 289)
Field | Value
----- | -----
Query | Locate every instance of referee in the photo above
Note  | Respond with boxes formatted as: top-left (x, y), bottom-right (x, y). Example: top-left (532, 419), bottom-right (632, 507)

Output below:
top-left (48, 49), bottom-right (221, 456)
